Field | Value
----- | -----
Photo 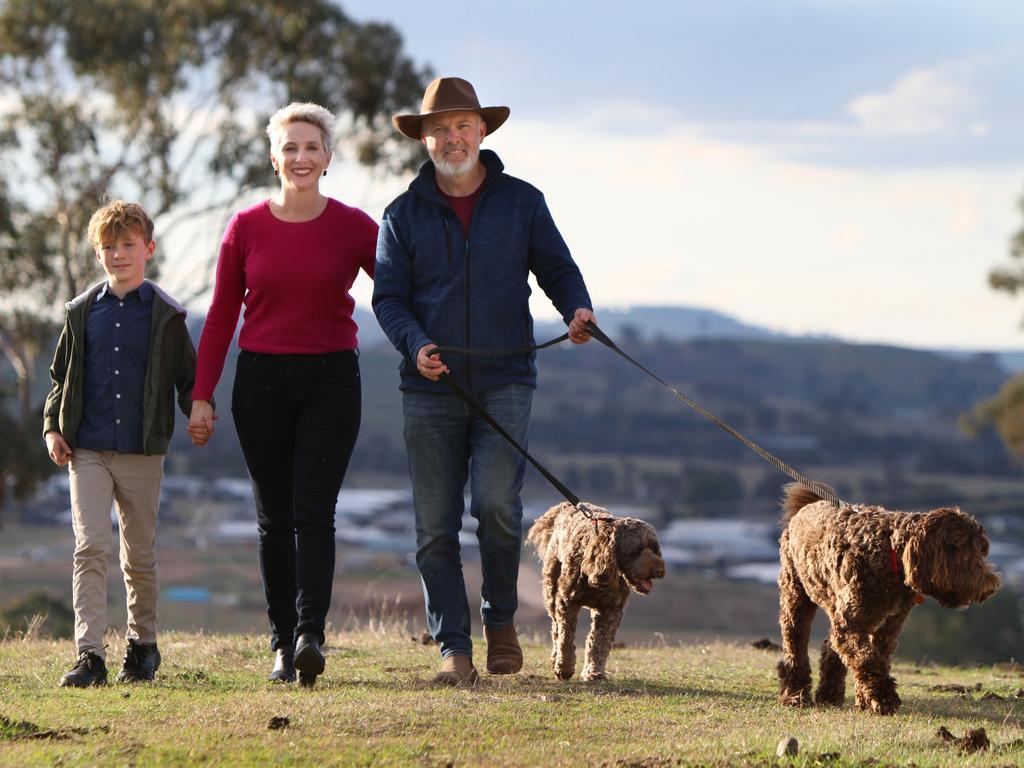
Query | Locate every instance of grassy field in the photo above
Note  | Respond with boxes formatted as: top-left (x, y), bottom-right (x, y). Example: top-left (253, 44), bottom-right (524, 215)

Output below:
top-left (1, 625), bottom-right (1022, 767)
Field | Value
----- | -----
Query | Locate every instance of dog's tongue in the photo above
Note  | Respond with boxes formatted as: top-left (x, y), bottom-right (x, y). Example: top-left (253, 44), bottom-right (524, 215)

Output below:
top-left (641, 579), bottom-right (653, 593)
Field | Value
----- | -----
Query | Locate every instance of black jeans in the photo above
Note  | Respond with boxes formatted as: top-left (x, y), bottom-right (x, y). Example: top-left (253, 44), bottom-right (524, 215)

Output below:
top-left (231, 349), bottom-right (361, 650)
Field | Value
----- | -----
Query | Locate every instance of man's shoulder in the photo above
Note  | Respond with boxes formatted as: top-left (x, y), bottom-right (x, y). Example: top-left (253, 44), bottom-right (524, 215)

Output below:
top-left (491, 170), bottom-right (543, 201)
top-left (382, 188), bottom-right (429, 221)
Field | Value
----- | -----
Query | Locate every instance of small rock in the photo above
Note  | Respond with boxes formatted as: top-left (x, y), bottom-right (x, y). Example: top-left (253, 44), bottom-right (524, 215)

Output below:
top-left (539, 694), bottom-right (562, 702)
top-left (267, 716), bottom-right (290, 731)
top-left (411, 631), bottom-right (435, 645)
top-left (776, 736), bottom-right (799, 757)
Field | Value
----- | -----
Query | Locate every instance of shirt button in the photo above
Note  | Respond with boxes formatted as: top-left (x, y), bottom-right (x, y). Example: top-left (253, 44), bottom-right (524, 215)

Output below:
top-left (116, 419), bottom-right (121, 424)
top-left (119, 302), bottom-right (124, 307)
top-left (114, 370), bottom-right (119, 375)
top-left (115, 394), bottom-right (121, 399)
top-left (115, 322), bottom-right (121, 328)
top-left (114, 347), bottom-right (119, 352)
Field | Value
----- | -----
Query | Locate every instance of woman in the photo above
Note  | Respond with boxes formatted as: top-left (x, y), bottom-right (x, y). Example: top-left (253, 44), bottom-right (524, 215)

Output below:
top-left (189, 103), bottom-right (377, 687)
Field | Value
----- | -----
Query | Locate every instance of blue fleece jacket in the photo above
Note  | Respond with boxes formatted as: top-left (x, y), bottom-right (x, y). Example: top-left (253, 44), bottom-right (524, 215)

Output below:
top-left (372, 150), bottom-right (592, 394)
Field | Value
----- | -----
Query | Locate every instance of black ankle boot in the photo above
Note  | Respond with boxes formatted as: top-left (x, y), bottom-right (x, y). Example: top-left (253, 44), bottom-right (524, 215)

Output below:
top-left (59, 651), bottom-right (108, 688)
top-left (117, 639), bottom-right (161, 683)
top-left (269, 645), bottom-right (296, 683)
top-left (294, 633), bottom-right (325, 688)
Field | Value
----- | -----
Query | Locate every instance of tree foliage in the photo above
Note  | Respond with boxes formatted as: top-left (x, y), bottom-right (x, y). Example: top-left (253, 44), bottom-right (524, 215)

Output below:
top-left (0, 0), bottom-right (431, 514)
top-left (975, 185), bottom-right (1024, 457)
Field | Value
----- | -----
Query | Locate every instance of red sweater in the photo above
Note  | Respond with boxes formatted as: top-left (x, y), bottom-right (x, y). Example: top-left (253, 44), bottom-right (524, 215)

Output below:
top-left (193, 198), bottom-right (378, 401)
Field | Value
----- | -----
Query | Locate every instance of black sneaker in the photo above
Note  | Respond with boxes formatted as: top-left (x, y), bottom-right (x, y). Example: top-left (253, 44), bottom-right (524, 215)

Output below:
top-left (59, 652), bottom-right (108, 688)
top-left (116, 639), bottom-right (161, 683)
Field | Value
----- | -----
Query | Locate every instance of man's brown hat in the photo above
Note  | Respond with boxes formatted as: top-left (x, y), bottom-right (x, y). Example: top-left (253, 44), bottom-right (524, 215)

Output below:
top-left (393, 77), bottom-right (510, 140)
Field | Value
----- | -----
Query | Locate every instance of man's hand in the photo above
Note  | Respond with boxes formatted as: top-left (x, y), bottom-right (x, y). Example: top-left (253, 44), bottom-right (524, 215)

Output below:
top-left (45, 431), bottom-right (73, 467)
top-left (188, 399), bottom-right (218, 447)
top-left (416, 343), bottom-right (448, 381)
top-left (568, 308), bottom-right (597, 344)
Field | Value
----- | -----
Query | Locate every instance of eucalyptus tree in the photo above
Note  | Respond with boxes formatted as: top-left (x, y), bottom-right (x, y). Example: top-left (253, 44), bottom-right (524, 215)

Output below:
top-left (971, 188), bottom-right (1024, 455)
top-left (0, 0), bottom-right (430, 516)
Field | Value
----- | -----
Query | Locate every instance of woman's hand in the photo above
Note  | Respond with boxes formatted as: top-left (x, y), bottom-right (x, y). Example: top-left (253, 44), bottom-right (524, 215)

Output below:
top-left (188, 399), bottom-right (217, 446)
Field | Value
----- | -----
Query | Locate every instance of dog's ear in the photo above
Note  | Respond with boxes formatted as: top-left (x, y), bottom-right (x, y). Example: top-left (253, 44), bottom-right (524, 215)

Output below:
top-left (581, 521), bottom-right (619, 588)
top-left (903, 510), bottom-right (951, 597)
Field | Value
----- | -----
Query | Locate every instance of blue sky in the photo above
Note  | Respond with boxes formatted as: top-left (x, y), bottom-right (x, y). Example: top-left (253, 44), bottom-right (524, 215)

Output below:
top-left (172, 1), bottom-right (1024, 350)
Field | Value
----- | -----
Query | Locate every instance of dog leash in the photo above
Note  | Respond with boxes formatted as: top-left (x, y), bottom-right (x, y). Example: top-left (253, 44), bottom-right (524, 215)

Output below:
top-left (429, 322), bottom-right (846, 510)
top-left (430, 349), bottom-right (607, 523)
top-left (582, 321), bottom-right (847, 509)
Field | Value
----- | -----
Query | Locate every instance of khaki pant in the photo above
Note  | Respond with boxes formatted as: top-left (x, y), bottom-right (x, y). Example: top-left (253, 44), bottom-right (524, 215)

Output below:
top-left (68, 449), bottom-right (164, 658)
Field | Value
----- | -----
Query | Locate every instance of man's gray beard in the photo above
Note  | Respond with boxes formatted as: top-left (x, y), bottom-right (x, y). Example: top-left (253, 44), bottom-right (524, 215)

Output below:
top-left (431, 145), bottom-right (479, 179)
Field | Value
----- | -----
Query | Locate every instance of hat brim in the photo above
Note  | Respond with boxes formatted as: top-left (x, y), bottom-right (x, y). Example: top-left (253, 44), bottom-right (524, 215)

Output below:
top-left (392, 106), bottom-right (510, 140)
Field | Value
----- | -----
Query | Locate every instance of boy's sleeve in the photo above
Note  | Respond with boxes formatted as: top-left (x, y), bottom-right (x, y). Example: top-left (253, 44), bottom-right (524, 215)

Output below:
top-left (42, 319), bottom-right (71, 436)
top-left (172, 315), bottom-right (205, 417)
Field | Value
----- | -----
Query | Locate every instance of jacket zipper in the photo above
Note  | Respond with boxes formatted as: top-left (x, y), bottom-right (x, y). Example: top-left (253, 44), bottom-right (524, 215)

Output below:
top-left (464, 235), bottom-right (471, 389)
top-left (443, 217), bottom-right (452, 264)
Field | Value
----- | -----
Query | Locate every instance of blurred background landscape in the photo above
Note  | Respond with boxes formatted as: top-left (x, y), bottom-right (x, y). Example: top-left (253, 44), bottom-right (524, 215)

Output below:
top-left (2, 1), bottom-right (1024, 666)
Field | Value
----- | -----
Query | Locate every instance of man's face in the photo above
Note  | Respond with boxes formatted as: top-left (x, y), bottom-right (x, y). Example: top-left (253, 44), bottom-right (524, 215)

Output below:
top-left (421, 111), bottom-right (486, 178)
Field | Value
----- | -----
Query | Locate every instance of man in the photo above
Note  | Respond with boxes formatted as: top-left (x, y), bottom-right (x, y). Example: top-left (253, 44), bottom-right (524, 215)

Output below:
top-left (373, 76), bottom-right (596, 685)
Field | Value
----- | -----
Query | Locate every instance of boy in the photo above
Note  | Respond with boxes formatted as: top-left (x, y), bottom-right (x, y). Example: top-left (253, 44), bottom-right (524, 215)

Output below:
top-left (42, 200), bottom-right (206, 687)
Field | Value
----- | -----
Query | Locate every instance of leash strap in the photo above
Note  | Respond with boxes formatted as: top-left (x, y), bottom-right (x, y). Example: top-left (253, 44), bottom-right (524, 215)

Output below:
top-left (436, 370), bottom-right (583, 508)
top-left (433, 333), bottom-right (569, 358)
top-left (583, 321), bottom-right (847, 509)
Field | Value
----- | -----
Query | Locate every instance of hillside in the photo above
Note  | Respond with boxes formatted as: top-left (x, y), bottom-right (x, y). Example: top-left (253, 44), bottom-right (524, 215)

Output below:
top-left (1, 629), bottom-right (1022, 766)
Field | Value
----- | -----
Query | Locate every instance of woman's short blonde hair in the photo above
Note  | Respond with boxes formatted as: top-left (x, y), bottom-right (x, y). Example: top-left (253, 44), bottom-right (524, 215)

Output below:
top-left (266, 102), bottom-right (336, 152)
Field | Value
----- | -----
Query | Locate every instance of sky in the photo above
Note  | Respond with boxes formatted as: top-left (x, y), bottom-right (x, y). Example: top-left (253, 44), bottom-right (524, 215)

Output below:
top-left (186, 1), bottom-right (1024, 351)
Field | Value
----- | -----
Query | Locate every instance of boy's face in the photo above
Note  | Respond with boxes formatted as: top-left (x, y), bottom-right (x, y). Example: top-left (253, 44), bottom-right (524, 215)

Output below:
top-left (94, 228), bottom-right (154, 294)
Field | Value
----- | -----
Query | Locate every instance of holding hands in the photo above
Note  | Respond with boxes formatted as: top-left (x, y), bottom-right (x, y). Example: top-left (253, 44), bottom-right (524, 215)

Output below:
top-left (188, 399), bottom-right (217, 446)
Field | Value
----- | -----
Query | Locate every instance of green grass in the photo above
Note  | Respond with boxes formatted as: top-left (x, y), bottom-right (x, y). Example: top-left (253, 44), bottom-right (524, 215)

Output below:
top-left (1, 627), bottom-right (1022, 767)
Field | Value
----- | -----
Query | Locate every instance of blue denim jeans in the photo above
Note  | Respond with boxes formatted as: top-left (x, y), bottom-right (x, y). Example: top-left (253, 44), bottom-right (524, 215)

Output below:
top-left (402, 385), bottom-right (533, 659)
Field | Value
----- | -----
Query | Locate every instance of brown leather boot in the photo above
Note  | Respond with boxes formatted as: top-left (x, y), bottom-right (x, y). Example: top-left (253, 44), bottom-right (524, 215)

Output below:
top-left (484, 624), bottom-right (523, 674)
top-left (432, 654), bottom-right (479, 686)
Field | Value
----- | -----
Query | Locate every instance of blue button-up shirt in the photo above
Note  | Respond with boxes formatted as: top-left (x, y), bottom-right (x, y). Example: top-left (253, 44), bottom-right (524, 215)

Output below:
top-left (75, 282), bottom-right (153, 454)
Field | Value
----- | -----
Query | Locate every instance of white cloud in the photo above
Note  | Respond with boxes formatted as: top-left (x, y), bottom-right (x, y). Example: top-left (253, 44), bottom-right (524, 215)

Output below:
top-left (847, 65), bottom-right (974, 136)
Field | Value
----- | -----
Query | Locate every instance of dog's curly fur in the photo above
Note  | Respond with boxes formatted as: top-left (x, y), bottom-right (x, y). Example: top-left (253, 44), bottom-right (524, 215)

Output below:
top-left (526, 502), bottom-right (665, 681)
top-left (777, 483), bottom-right (1001, 715)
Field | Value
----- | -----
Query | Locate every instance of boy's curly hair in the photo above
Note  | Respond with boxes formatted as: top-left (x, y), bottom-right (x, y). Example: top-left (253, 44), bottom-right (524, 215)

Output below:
top-left (87, 200), bottom-right (155, 248)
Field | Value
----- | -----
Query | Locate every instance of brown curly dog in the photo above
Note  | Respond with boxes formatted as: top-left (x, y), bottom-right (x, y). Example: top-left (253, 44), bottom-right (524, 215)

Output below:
top-left (526, 502), bottom-right (665, 681)
top-left (777, 483), bottom-right (1001, 715)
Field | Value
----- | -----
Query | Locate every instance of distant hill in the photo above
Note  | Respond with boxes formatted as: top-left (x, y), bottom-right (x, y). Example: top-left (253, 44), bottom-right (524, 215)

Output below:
top-left (358, 304), bottom-right (1024, 373)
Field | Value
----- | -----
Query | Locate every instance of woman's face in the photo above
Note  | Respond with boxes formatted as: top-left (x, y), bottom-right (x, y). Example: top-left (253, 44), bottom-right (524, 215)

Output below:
top-left (270, 121), bottom-right (331, 191)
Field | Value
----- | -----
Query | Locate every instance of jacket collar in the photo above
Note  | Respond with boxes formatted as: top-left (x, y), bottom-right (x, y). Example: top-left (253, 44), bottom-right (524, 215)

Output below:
top-left (66, 279), bottom-right (186, 317)
top-left (408, 149), bottom-right (505, 204)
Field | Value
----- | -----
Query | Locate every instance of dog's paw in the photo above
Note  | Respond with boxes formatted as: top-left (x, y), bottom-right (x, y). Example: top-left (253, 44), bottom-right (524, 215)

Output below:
top-left (779, 689), bottom-right (814, 708)
top-left (552, 661), bottom-right (575, 680)
top-left (582, 669), bottom-right (607, 681)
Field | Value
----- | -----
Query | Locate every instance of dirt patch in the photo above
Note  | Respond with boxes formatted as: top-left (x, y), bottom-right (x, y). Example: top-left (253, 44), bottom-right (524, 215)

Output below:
top-left (936, 725), bottom-right (989, 753)
top-left (0, 714), bottom-right (108, 741)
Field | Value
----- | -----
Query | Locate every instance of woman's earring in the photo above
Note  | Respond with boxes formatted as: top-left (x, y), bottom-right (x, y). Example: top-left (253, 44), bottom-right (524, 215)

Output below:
top-left (273, 168), bottom-right (279, 177)
top-left (322, 170), bottom-right (327, 177)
